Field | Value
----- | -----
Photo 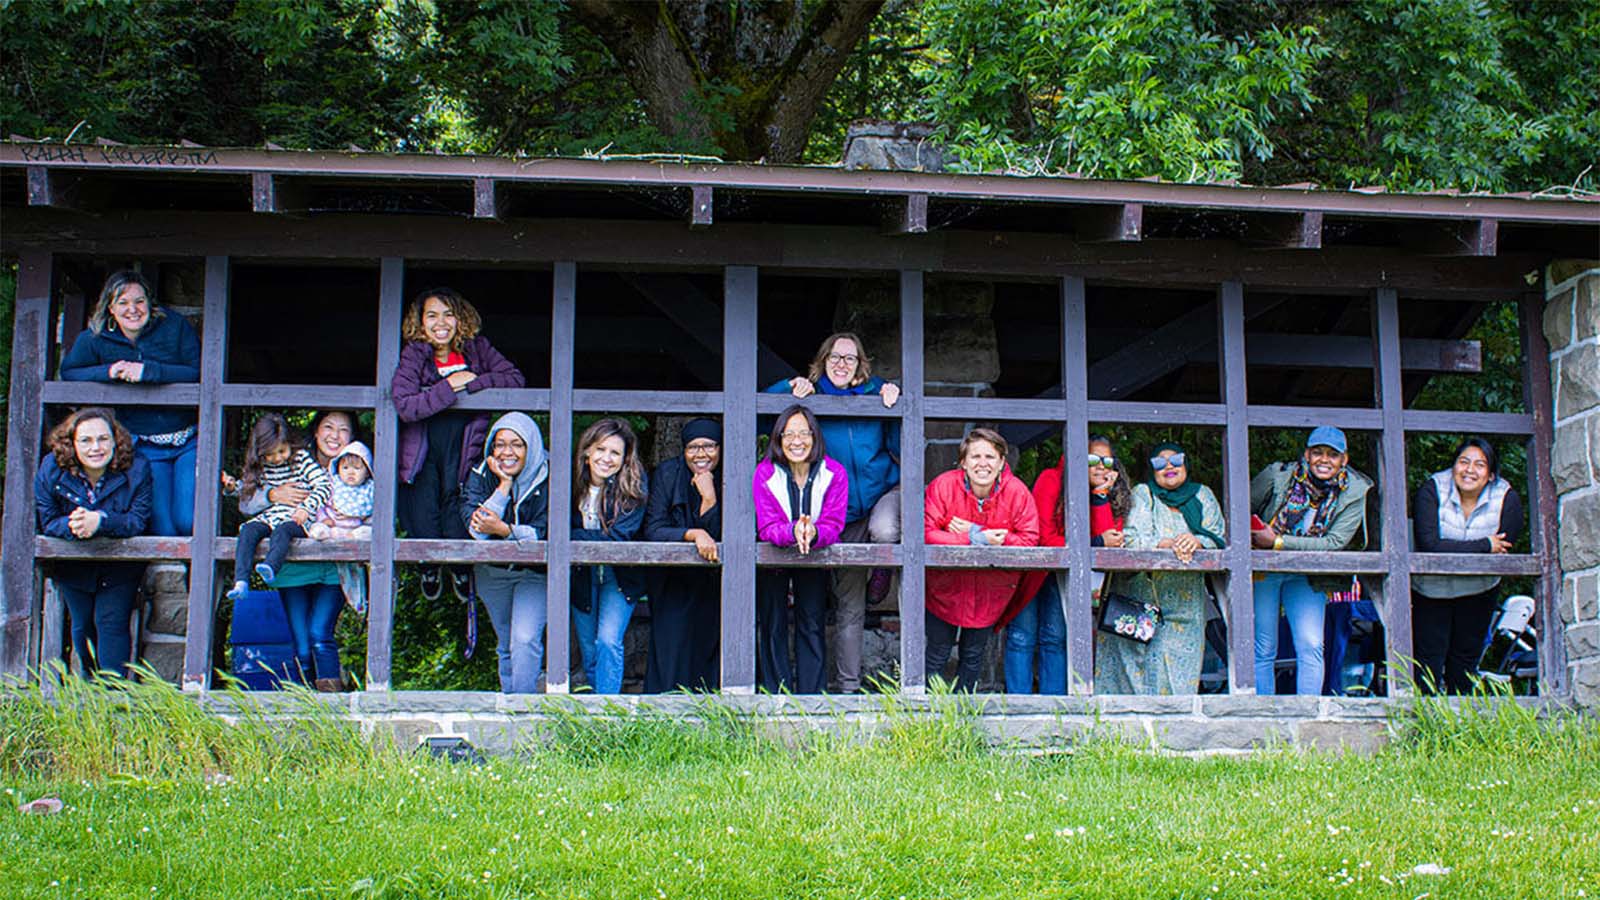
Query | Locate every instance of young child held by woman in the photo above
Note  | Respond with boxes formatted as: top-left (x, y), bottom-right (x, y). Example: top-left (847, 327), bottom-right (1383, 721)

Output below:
top-left (223, 413), bottom-right (329, 601)
top-left (307, 441), bottom-right (375, 541)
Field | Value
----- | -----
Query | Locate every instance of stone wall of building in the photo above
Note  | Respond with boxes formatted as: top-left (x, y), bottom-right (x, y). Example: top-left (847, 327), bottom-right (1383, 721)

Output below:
top-left (1546, 264), bottom-right (1600, 708)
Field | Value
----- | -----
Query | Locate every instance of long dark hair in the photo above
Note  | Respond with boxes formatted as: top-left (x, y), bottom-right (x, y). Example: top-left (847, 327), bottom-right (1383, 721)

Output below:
top-left (1453, 436), bottom-right (1500, 479)
top-left (574, 418), bottom-right (647, 533)
top-left (239, 412), bottom-right (298, 499)
top-left (768, 404), bottom-right (826, 466)
top-left (1062, 433), bottom-right (1133, 524)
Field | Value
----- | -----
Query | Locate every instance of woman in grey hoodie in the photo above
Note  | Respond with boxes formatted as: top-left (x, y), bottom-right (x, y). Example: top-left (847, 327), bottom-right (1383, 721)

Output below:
top-left (460, 412), bottom-right (550, 693)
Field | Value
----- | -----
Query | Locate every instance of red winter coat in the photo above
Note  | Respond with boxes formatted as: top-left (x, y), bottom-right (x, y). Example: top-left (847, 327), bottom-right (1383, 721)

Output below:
top-left (923, 466), bottom-right (1040, 628)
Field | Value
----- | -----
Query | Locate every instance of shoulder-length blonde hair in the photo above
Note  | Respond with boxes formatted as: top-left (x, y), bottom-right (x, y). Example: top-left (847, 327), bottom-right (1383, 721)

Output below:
top-left (806, 332), bottom-right (873, 386)
top-left (401, 287), bottom-right (482, 352)
top-left (574, 418), bottom-right (647, 532)
top-left (48, 407), bottom-right (135, 476)
top-left (89, 270), bottom-right (165, 334)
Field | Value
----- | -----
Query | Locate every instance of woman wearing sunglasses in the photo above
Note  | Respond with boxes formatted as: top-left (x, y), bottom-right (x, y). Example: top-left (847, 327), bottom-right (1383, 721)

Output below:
top-left (1096, 442), bottom-right (1225, 695)
top-left (999, 434), bottom-right (1131, 693)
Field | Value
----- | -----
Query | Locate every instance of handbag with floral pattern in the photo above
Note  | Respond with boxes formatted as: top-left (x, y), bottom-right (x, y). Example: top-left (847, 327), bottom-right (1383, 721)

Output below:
top-left (1097, 592), bottom-right (1162, 644)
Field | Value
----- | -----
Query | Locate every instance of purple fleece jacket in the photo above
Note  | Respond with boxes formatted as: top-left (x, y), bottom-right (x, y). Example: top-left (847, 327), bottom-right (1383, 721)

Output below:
top-left (752, 456), bottom-right (848, 548)
top-left (392, 336), bottom-right (525, 484)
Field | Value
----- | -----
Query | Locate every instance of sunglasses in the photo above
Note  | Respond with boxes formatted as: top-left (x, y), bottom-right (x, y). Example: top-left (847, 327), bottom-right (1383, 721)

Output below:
top-left (1150, 453), bottom-right (1187, 471)
top-left (1088, 454), bottom-right (1117, 469)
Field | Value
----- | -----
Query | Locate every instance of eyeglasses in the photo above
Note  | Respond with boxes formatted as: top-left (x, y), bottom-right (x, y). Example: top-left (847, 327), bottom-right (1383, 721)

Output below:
top-left (1150, 453), bottom-right (1187, 471)
top-left (1088, 454), bottom-right (1117, 469)
top-left (781, 431), bottom-right (813, 440)
top-left (826, 353), bottom-right (859, 366)
top-left (685, 442), bottom-right (719, 455)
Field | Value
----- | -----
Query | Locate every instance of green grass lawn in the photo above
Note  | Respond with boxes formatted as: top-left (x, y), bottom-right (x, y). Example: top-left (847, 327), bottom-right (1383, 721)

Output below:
top-left (3, 674), bottom-right (1597, 899)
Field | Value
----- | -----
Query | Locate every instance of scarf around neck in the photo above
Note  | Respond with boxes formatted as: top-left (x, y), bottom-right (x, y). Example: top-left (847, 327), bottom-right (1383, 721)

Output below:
top-left (1146, 443), bottom-right (1225, 548)
top-left (1270, 458), bottom-right (1347, 537)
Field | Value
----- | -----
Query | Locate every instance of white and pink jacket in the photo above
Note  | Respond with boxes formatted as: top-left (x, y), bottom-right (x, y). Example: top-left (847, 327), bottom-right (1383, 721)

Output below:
top-left (752, 456), bottom-right (849, 549)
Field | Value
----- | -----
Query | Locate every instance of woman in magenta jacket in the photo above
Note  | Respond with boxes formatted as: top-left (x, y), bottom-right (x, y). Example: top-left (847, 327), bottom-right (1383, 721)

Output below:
top-left (752, 404), bottom-right (848, 694)
top-left (923, 427), bottom-right (1041, 691)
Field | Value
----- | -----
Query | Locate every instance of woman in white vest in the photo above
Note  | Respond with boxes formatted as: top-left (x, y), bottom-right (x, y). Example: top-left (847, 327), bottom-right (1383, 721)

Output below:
top-left (1411, 437), bottom-right (1524, 695)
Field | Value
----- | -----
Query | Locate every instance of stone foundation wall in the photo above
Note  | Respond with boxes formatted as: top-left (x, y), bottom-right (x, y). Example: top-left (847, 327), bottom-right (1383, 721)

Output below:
top-left (1546, 264), bottom-right (1600, 708)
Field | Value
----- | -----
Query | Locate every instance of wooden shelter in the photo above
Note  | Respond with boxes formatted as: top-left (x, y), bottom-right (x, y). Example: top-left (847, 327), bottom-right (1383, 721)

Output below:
top-left (3, 141), bottom-right (1596, 698)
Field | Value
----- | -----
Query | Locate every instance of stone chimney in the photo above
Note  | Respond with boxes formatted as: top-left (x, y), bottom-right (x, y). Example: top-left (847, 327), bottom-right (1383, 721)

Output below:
top-left (842, 121), bottom-right (948, 172)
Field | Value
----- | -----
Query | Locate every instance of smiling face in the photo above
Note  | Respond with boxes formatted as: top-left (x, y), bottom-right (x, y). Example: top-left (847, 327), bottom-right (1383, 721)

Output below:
top-left (683, 438), bottom-right (720, 474)
top-left (1153, 448), bottom-right (1188, 489)
top-left (586, 434), bottom-right (626, 485)
top-left (962, 437), bottom-right (1003, 491)
top-left (1453, 445), bottom-right (1491, 495)
top-left (262, 441), bottom-right (293, 467)
top-left (421, 295), bottom-right (459, 351)
top-left (824, 337), bottom-right (861, 389)
top-left (1089, 439), bottom-right (1119, 491)
top-left (73, 417), bottom-right (116, 475)
top-left (109, 283), bottom-right (151, 339)
top-left (780, 412), bottom-right (815, 465)
top-left (337, 454), bottom-right (370, 486)
top-left (491, 429), bottom-right (527, 477)
top-left (314, 413), bottom-right (354, 464)
top-left (1305, 445), bottom-right (1348, 482)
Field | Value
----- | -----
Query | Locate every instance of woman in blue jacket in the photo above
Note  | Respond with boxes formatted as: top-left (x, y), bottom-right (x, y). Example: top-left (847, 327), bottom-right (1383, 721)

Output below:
top-left (767, 332), bottom-right (901, 692)
top-left (59, 271), bottom-right (201, 537)
top-left (570, 418), bottom-right (650, 694)
top-left (35, 407), bottom-right (153, 677)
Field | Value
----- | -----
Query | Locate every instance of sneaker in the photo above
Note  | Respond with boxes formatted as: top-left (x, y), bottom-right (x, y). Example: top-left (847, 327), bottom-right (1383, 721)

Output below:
top-left (419, 566), bottom-right (443, 601)
top-left (449, 567), bottom-right (474, 603)
top-left (254, 562), bottom-right (276, 585)
top-left (226, 580), bottom-right (248, 602)
top-left (867, 568), bottom-right (893, 604)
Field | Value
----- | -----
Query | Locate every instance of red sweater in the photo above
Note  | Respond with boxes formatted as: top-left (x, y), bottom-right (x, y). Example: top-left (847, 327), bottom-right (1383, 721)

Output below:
top-left (923, 466), bottom-right (1041, 628)
top-left (998, 457), bottom-right (1124, 626)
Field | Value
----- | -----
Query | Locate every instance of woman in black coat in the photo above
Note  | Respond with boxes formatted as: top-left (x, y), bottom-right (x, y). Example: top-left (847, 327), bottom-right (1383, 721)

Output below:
top-left (34, 407), bottom-right (153, 677)
top-left (642, 418), bottom-right (723, 693)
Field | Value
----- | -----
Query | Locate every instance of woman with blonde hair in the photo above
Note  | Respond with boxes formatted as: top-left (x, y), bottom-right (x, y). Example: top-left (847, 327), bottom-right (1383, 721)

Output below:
top-left (570, 417), bottom-right (651, 694)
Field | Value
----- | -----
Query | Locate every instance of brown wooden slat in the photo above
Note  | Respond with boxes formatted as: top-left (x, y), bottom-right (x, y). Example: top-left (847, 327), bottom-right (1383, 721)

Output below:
top-left (1218, 280), bottom-right (1255, 694)
top-left (1075, 203), bottom-right (1142, 242)
top-left (1061, 276), bottom-right (1095, 693)
top-left (690, 185), bottom-right (713, 229)
top-left (720, 266), bottom-right (759, 693)
top-left (1373, 288), bottom-right (1413, 695)
top-left (1249, 550), bottom-right (1389, 574)
top-left (544, 262), bottom-right (576, 693)
top-left (366, 258), bottom-right (403, 690)
top-left (881, 194), bottom-right (928, 235)
top-left (40, 382), bottom-right (201, 406)
top-left (181, 256), bottom-right (229, 690)
top-left (1521, 292), bottom-right (1566, 695)
top-left (1, 252), bottom-right (51, 678)
top-left (898, 270), bottom-right (927, 693)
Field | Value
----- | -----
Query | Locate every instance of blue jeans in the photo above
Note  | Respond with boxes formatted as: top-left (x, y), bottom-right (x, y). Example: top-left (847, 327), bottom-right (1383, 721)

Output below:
top-left (572, 567), bottom-right (636, 695)
top-left (1004, 576), bottom-right (1067, 694)
top-left (59, 577), bottom-right (139, 678)
top-left (475, 565), bottom-right (548, 694)
top-left (1254, 572), bottom-right (1327, 695)
top-left (278, 582), bottom-right (343, 683)
top-left (135, 436), bottom-right (197, 537)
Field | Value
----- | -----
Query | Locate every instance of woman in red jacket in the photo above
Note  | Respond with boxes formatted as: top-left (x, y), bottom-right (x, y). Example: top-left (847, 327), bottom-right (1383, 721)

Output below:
top-left (923, 427), bottom-right (1041, 691)
top-left (1000, 434), bottom-right (1131, 693)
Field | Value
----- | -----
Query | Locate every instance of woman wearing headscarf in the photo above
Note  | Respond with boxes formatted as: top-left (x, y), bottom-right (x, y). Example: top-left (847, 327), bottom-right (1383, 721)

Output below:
top-left (1096, 442), bottom-right (1226, 695)
top-left (460, 412), bottom-right (549, 694)
top-left (642, 418), bottom-right (724, 692)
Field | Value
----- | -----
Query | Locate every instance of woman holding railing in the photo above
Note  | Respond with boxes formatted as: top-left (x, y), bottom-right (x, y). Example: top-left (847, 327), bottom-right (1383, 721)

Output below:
top-left (569, 418), bottom-right (650, 695)
top-left (643, 418), bottom-right (724, 693)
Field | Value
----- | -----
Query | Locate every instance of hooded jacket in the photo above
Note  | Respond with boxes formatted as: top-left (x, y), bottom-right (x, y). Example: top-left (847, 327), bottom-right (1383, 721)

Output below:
top-left (460, 412), bottom-right (549, 547)
top-left (393, 335), bottom-right (526, 485)
top-left (571, 470), bottom-right (651, 605)
top-left (35, 454), bottom-right (154, 590)
top-left (923, 465), bottom-right (1041, 628)
top-left (763, 376), bottom-right (900, 522)
top-left (752, 456), bottom-right (849, 549)
top-left (58, 311), bottom-right (202, 437)
top-left (322, 441), bottom-right (376, 528)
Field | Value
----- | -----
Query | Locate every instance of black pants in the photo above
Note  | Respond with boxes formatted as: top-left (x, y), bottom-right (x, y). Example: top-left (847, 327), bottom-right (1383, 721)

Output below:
top-left (756, 568), bottom-right (827, 694)
top-left (235, 520), bottom-right (307, 584)
top-left (59, 576), bottom-right (140, 678)
top-left (645, 572), bottom-right (721, 693)
top-left (398, 413), bottom-right (470, 540)
top-left (1412, 587), bottom-right (1498, 695)
top-left (925, 611), bottom-right (994, 692)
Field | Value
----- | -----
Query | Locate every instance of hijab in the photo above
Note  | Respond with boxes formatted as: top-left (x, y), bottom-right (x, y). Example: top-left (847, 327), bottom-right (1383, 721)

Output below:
top-left (1146, 441), bottom-right (1225, 548)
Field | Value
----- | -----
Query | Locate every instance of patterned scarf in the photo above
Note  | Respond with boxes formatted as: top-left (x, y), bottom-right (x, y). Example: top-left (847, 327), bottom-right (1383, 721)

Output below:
top-left (1269, 458), bottom-right (1347, 537)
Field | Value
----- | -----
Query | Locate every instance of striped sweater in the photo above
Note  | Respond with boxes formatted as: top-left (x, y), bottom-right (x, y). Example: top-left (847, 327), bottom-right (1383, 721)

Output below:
top-left (244, 449), bottom-right (331, 528)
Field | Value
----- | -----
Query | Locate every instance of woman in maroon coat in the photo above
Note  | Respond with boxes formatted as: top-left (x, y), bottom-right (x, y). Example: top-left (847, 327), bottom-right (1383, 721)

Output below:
top-left (923, 427), bottom-right (1040, 691)
top-left (391, 287), bottom-right (525, 601)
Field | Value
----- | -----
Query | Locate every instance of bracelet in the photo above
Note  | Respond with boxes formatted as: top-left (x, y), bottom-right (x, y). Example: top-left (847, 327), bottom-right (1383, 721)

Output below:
top-left (1273, 535), bottom-right (1285, 551)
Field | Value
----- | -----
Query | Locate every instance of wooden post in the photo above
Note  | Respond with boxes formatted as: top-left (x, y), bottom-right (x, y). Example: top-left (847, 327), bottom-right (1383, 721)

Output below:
top-left (545, 262), bottom-right (577, 694)
top-left (1061, 276), bottom-right (1094, 694)
top-left (898, 270), bottom-right (927, 694)
top-left (1217, 281), bottom-right (1255, 693)
top-left (1, 251), bottom-right (51, 680)
top-left (1519, 291), bottom-right (1567, 696)
top-left (720, 266), bottom-right (758, 693)
top-left (181, 256), bottom-right (230, 690)
top-left (1372, 287), bottom-right (1413, 695)
top-left (367, 258), bottom-right (404, 690)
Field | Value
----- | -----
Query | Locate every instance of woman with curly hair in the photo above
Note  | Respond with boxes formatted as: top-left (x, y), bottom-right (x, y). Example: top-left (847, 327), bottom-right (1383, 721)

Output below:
top-left (34, 407), bottom-right (153, 677)
top-left (392, 287), bottom-right (525, 602)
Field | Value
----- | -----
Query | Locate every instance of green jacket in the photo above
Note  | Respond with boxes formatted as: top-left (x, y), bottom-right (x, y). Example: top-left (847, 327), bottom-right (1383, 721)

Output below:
top-left (1250, 460), bottom-right (1373, 594)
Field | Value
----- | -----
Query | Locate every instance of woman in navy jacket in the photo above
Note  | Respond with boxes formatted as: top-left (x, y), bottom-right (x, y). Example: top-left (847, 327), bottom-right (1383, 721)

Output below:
top-left (59, 270), bottom-right (201, 537)
top-left (569, 418), bottom-right (650, 694)
top-left (35, 407), bottom-right (153, 677)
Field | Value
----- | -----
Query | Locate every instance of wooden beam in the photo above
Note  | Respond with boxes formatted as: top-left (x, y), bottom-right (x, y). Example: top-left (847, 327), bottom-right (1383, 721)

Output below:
top-left (1, 252), bottom-right (51, 679)
top-left (26, 166), bottom-right (78, 209)
top-left (1245, 210), bottom-right (1323, 249)
top-left (473, 178), bottom-right (503, 220)
top-left (545, 262), bottom-right (577, 693)
top-left (881, 194), bottom-right (928, 235)
top-left (689, 185), bottom-right (713, 229)
top-left (181, 256), bottom-right (229, 690)
top-left (1217, 281), bottom-right (1255, 694)
top-left (1061, 276), bottom-right (1093, 694)
top-left (898, 270), bottom-right (927, 694)
top-left (366, 258), bottom-right (404, 691)
top-left (1520, 292), bottom-right (1566, 696)
top-left (720, 266), bottom-right (759, 693)
top-left (1075, 203), bottom-right (1142, 242)
top-left (1372, 288), bottom-right (1413, 695)
top-left (251, 172), bottom-right (305, 213)
top-left (1423, 218), bottom-right (1498, 256)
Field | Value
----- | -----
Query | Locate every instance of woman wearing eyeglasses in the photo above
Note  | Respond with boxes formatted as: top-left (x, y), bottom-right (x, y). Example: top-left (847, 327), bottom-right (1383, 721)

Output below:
top-left (642, 418), bottom-right (725, 692)
top-left (1096, 442), bottom-right (1225, 695)
top-left (753, 404), bottom-right (849, 693)
top-left (768, 332), bottom-right (901, 693)
top-left (1411, 437), bottom-right (1523, 694)
top-left (999, 434), bottom-right (1131, 693)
